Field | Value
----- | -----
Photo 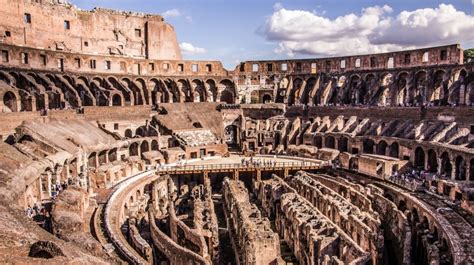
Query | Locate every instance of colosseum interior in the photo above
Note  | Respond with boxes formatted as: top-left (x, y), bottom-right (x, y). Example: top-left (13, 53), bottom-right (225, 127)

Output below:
top-left (0, 0), bottom-right (473, 264)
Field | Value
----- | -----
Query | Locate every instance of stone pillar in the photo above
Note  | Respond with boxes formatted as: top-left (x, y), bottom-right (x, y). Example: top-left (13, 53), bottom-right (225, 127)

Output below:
top-left (256, 169), bottom-right (261, 182)
top-left (39, 177), bottom-right (44, 201)
top-left (450, 160), bottom-right (456, 180)
top-left (284, 168), bottom-right (289, 178)
top-left (203, 171), bottom-right (210, 186)
top-left (233, 170), bottom-right (239, 180)
top-left (46, 172), bottom-right (52, 198)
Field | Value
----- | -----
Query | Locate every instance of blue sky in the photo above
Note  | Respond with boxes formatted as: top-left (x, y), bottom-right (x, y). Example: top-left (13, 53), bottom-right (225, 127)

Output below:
top-left (73, 0), bottom-right (474, 69)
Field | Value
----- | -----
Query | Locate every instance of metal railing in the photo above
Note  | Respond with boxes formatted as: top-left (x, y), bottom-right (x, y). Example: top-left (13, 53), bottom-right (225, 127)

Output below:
top-left (156, 161), bottom-right (322, 173)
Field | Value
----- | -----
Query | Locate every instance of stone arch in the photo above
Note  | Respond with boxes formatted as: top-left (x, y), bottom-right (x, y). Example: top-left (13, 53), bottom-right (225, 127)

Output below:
top-left (111, 93), bottom-right (122, 106)
top-left (376, 140), bottom-right (388, 156)
top-left (314, 136), bottom-right (323, 148)
top-left (140, 141), bottom-right (149, 156)
top-left (455, 155), bottom-right (466, 180)
top-left (325, 135), bottom-right (336, 149)
top-left (440, 152), bottom-right (452, 177)
top-left (429, 70), bottom-right (445, 104)
top-left (134, 78), bottom-right (149, 105)
top-left (414, 147), bottom-right (425, 169)
top-left (135, 126), bottom-right (146, 137)
top-left (192, 79), bottom-right (207, 102)
top-left (395, 72), bottom-right (409, 105)
top-left (288, 78), bottom-right (303, 106)
top-left (150, 78), bottom-right (170, 104)
top-left (151, 140), bottom-right (159, 151)
top-left (300, 77), bottom-right (317, 105)
top-left (205, 79), bottom-right (218, 102)
top-left (98, 150), bottom-right (108, 165)
top-left (177, 79), bottom-right (192, 102)
top-left (339, 136), bottom-right (349, 152)
top-left (262, 94), bottom-right (272, 103)
top-left (129, 142), bottom-right (139, 157)
top-left (88, 152), bottom-right (97, 168)
top-left (389, 142), bottom-right (399, 158)
top-left (122, 78), bottom-right (144, 105)
top-left (124, 129), bottom-right (133, 138)
top-left (363, 138), bottom-right (375, 154)
top-left (427, 149), bottom-right (438, 173)
top-left (164, 79), bottom-right (180, 103)
top-left (2, 90), bottom-right (19, 112)
top-left (109, 148), bottom-right (118, 162)
top-left (219, 79), bottom-right (236, 104)
top-left (108, 76), bottom-right (132, 105)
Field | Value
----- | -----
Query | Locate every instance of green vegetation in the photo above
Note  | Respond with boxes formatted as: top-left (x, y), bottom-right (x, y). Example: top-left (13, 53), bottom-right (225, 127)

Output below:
top-left (464, 48), bottom-right (474, 63)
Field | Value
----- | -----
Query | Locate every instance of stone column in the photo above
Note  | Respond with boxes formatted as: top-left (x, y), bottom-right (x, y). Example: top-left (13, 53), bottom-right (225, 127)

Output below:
top-left (256, 169), bottom-right (261, 182)
top-left (46, 172), bottom-right (52, 198)
top-left (450, 160), bottom-right (456, 180)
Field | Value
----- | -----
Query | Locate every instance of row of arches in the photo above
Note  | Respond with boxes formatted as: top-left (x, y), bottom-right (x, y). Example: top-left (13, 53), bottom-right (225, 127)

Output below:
top-left (414, 147), bottom-right (473, 181)
top-left (284, 67), bottom-right (473, 107)
top-left (0, 70), bottom-right (238, 112)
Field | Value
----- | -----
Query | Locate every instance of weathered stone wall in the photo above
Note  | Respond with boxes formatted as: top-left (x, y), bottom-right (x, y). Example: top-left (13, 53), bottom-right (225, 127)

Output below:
top-left (0, 0), bottom-right (181, 60)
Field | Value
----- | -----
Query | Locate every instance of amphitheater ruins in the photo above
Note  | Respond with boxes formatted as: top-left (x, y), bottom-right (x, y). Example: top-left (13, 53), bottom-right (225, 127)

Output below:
top-left (0, 0), bottom-right (473, 264)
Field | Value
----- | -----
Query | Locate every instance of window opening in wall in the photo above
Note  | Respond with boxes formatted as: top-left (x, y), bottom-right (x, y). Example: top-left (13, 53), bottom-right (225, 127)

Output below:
top-left (120, 61), bottom-right (126, 71)
top-left (178, 64), bottom-right (184, 72)
top-left (440, 50), bottom-right (447, 61)
top-left (1, 50), bottom-right (9, 62)
top-left (21, 53), bottom-right (28, 64)
top-left (387, 57), bottom-right (394, 68)
top-left (296, 62), bottom-right (302, 72)
top-left (206, 64), bottom-right (212, 72)
top-left (84, 41), bottom-right (89, 47)
top-left (135, 29), bottom-right (142, 38)
top-left (267, 63), bottom-right (273, 72)
top-left (370, 57), bottom-right (377, 68)
top-left (340, 59), bottom-right (346, 68)
top-left (90, 59), bottom-right (96, 69)
top-left (404, 53), bottom-right (411, 64)
top-left (149, 63), bottom-right (155, 71)
top-left (192, 64), bottom-right (198, 72)
top-left (134, 63), bottom-right (141, 75)
top-left (40, 54), bottom-right (47, 66)
top-left (57, 58), bottom-right (64, 71)
top-left (252, 63), bottom-right (259, 72)
top-left (74, 58), bottom-right (81, 68)
top-left (64, 20), bottom-right (70, 30)
top-left (281, 63), bottom-right (288, 71)
top-left (163, 63), bottom-right (169, 71)
top-left (24, 13), bottom-right (31, 24)
top-left (105, 60), bottom-right (111, 70)
top-left (114, 123), bottom-right (119, 130)
top-left (422, 52), bottom-right (429, 62)
top-left (311, 62), bottom-right (317, 74)
top-left (4, 31), bottom-right (11, 37)
top-left (355, 58), bottom-right (361, 68)
top-left (239, 63), bottom-right (245, 72)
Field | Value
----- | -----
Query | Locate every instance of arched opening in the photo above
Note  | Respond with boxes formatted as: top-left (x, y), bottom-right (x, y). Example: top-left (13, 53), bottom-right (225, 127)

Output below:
top-left (440, 152), bottom-right (452, 178)
top-left (225, 125), bottom-right (239, 149)
top-left (98, 150), bottom-right (107, 165)
top-left (262, 94), bottom-right (272, 104)
top-left (88, 153), bottom-right (97, 168)
top-left (363, 139), bottom-right (375, 154)
top-left (112, 94), bottom-right (122, 106)
top-left (427, 149), bottom-right (438, 173)
top-left (140, 141), bottom-right (149, 156)
top-left (325, 136), bottom-right (335, 149)
top-left (455, 156), bottom-right (466, 180)
top-left (109, 148), bottom-right (117, 162)
top-left (377, 140), bottom-right (388, 156)
top-left (389, 142), bottom-right (399, 158)
top-left (339, 137), bottom-right (348, 152)
top-left (414, 147), bottom-right (425, 169)
top-left (124, 129), bottom-right (133, 138)
top-left (135, 127), bottom-right (146, 137)
top-left (220, 80), bottom-right (236, 104)
top-left (314, 136), bottom-right (323, 149)
top-left (3, 91), bottom-right (17, 112)
top-left (151, 140), bottom-right (159, 151)
top-left (129, 142), bottom-right (139, 157)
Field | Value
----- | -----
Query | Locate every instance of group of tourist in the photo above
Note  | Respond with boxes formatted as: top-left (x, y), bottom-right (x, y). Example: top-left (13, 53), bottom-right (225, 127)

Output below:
top-left (389, 168), bottom-right (428, 190)
top-left (25, 203), bottom-right (52, 232)
top-left (240, 157), bottom-right (277, 167)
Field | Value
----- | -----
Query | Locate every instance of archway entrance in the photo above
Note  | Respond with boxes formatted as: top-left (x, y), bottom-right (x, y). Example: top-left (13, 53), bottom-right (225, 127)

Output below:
top-left (262, 94), bottom-right (272, 104)
top-left (440, 152), bottom-right (452, 178)
top-left (427, 149), bottom-right (438, 173)
top-left (3, 91), bottom-right (17, 112)
top-left (225, 125), bottom-right (239, 150)
top-left (414, 147), bottom-right (425, 169)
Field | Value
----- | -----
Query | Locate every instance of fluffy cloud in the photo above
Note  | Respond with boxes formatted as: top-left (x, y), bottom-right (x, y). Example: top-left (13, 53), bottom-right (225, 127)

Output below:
top-left (260, 4), bottom-right (474, 57)
top-left (179, 42), bottom-right (207, 54)
top-left (162, 9), bottom-right (182, 18)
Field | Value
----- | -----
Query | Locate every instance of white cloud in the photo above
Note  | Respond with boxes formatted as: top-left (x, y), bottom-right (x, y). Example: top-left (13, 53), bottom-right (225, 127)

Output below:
top-left (162, 9), bottom-right (181, 19)
top-left (179, 42), bottom-right (207, 54)
top-left (260, 4), bottom-right (474, 57)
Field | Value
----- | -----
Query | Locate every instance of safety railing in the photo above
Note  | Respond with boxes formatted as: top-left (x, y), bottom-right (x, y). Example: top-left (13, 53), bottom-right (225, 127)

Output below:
top-left (156, 161), bottom-right (322, 173)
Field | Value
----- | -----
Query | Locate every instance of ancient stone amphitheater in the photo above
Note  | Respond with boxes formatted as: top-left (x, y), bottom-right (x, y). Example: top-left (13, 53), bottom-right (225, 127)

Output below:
top-left (0, 0), bottom-right (473, 264)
